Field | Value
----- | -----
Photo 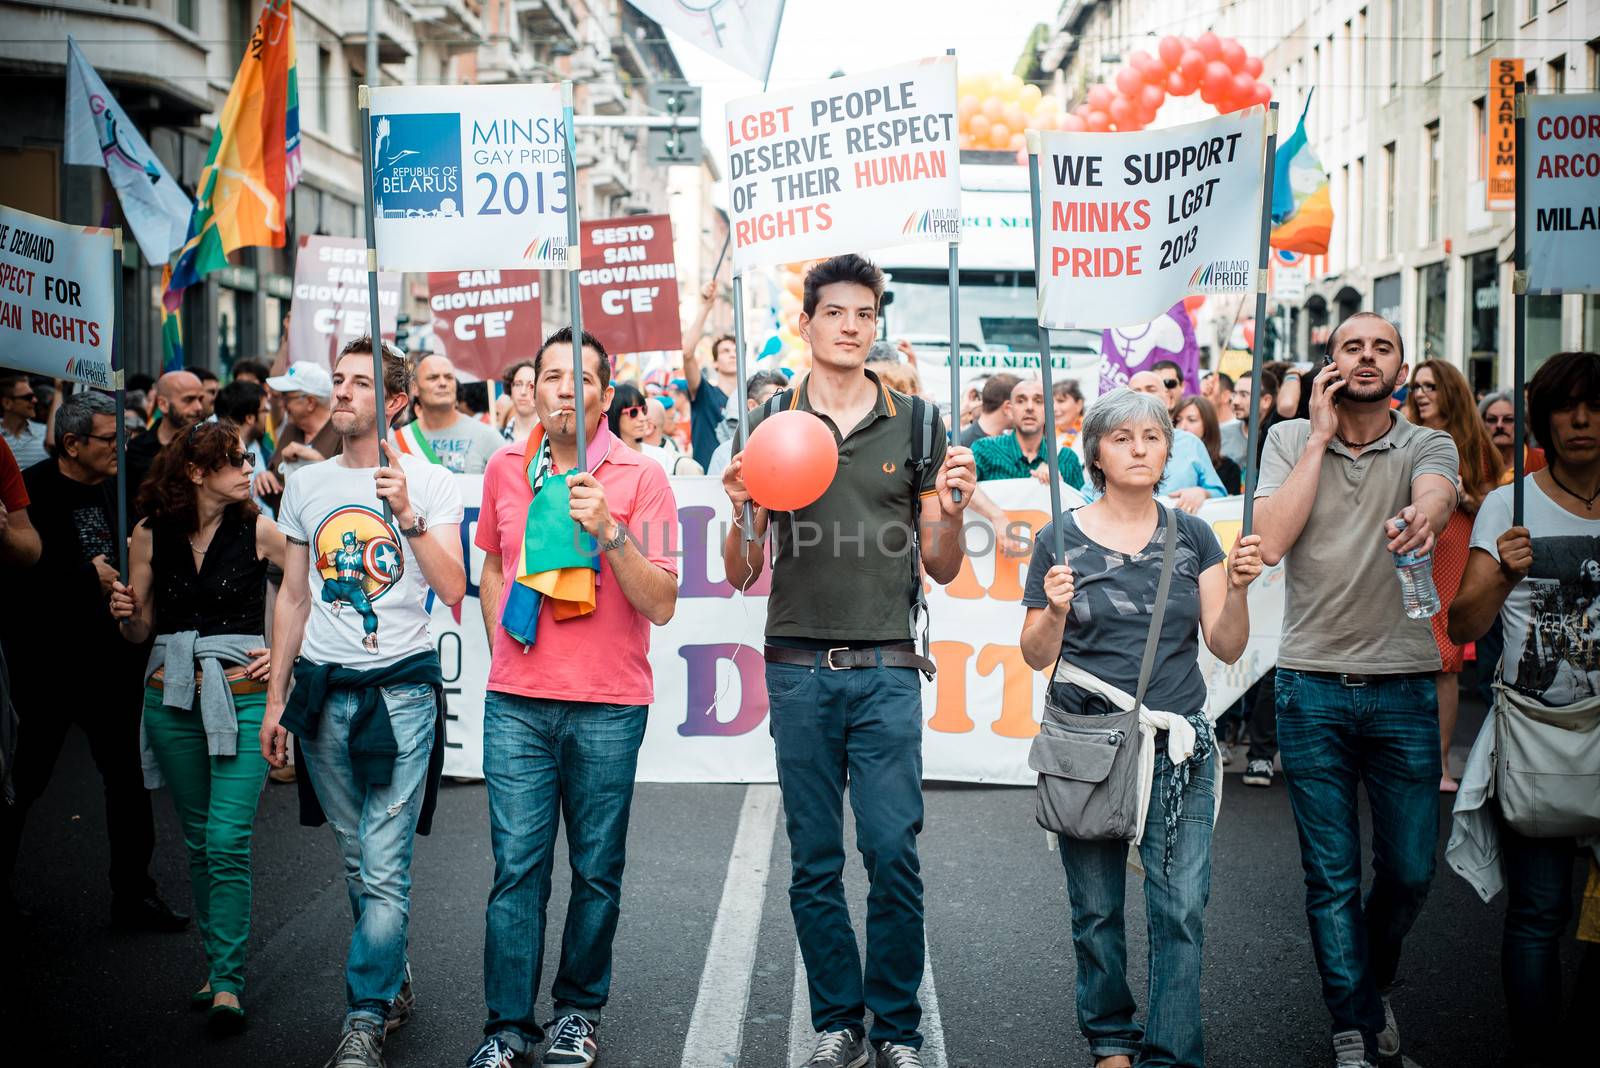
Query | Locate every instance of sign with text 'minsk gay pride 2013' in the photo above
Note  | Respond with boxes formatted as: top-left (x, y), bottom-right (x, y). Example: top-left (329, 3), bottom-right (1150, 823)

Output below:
top-left (0, 203), bottom-right (116, 387)
top-left (579, 214), bottom-right (681, 357)
top-left (725, 55), bottom-right (962, 274)
top-left (369, 83), bottom-right (569, 272)
top-left (1036, 108), bottom-right (1267, 330)
top-left (1526, 92), bottom-right (1600, 296)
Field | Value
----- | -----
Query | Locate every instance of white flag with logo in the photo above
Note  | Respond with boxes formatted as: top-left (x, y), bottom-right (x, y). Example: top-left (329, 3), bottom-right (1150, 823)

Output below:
top-left (629, 0), bottom-right (784, 82)
top-left (64, 37), bottom-right (193, 265)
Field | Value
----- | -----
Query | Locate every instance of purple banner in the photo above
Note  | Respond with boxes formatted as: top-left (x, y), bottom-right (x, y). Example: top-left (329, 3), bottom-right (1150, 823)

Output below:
top-left (1099, 302), bottom-right (1200, 396)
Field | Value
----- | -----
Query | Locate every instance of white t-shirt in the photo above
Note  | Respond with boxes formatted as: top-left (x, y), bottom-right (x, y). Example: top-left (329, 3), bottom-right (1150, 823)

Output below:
top-left (1470, 476), bottom-right (1600, 703)
top-left (277, 453), bottom-right (464, 668)
top-left (641, 440), bottom-right (701, 476)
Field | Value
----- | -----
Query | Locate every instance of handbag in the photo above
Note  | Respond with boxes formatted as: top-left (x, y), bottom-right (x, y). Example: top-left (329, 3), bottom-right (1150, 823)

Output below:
top-left (1028, 505), bottom-right (1177, 841)
top-left (1493, 680), bottom-right (1600, 838)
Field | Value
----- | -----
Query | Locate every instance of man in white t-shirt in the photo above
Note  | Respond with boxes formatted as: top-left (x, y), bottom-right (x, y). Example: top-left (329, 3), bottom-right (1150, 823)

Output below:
top-left (261, 338), bottom-right (466, 1068)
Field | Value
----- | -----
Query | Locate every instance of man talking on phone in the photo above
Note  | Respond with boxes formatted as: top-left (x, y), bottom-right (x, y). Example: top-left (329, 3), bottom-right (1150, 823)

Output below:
top-left (1252, 312), bottom-right (1458, 1068)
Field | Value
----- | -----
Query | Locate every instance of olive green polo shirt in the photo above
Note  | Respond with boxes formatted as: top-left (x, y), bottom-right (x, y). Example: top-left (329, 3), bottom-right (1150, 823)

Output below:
top-left (748, 369), bottom-right (947, 641)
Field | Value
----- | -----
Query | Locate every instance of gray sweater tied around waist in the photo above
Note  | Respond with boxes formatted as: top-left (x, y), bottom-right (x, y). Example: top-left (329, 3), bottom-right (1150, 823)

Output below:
top-left (139, 631), bottom-right (264, 789)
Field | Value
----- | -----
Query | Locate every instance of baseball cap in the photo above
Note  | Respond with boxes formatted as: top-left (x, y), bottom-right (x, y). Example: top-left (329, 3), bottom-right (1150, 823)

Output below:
top-left (264, 360), bottom-right (333, 400)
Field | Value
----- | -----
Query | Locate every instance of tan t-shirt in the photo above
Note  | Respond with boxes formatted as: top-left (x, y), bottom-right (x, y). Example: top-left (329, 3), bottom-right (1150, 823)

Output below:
top-left (1255, 413), bottom-right (1459, 674)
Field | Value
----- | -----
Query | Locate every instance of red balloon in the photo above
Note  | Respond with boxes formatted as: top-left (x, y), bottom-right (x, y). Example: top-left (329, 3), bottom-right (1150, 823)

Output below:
top-left (1137, 102), bottom-right (1160, 125)
top-left (1166, 71), bottom-right (1190, 96)
top-left (1203, 61), bottom-right (1233, 98)
top-left (1086, 84), bottom-right (1113, 112)
top-left (1196, 31), bottom-right (1222, 61)
top-left (741, 411), bottom-right (838, 511)
top-left (1158, 35), bottom-right (1185, 70)
top-left (1183, 294), bottom-right (1207, 314)
top-left (1232, 72), bottom-right (1255, 100)
top-left (1086, 110), bottom-right (1110, 132)
top-left (1245, 55), bottom-right (1265, 79)
top-left (1109, 96), bottom-right (1136, 129)
top-left (1220, 38), bottom-right (1247, 72)
top-left (1062, 113), bottom-right (1088, 132)
top-left (1252, 82), bottom-right (1273, 106)
top-left (1140, 83), bottom-right (1165, 112)
top-left (1179, 49), bottom-right (1207, 80)
top-left (1115, 67), bottom-right (1144, 97)
top-left (1129, 49), bottom-right (1156, 75)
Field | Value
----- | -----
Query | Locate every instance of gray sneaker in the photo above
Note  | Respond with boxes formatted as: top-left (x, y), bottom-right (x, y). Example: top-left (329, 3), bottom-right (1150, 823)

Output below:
top-left (873, 1041), bottom-right (924, 1068)
top-left (1377, 995), bottom-right (1401, 1065)
top-left (387, 963), bottom-right (415, 1034)
top-left (325, 1027), bottom-right (385, 1068)
top-left (798, 1027), bottom-right (868, 1068)
top-left (1243, 759), bottom-right (1275, 786)
top-left (1332, 1029), bottom-right (1374, 1068)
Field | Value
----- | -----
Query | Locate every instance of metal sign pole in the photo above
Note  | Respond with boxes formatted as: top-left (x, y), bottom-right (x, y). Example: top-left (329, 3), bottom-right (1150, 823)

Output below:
top-left (1242, 102), bottom-right (1281, 536)
top-left (945, 47), bottom-right (963, 504)
top-left (357, 84), bottom-right (391, 521)
top-left (1512, 80), bottom-right (1528, 526)
top-left (732, 272), bottom-right (755, 540)
top-left (1025, 130), bottom-right (1064, 565)
top-left (563, 81), bottom-right (588, 471)
top-left (112, 227), bottom-right (128, 580)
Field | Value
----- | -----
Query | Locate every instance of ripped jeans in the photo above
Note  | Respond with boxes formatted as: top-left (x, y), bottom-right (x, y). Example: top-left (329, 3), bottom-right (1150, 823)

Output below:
top-left (298, 682), bottom-right (436, 1033)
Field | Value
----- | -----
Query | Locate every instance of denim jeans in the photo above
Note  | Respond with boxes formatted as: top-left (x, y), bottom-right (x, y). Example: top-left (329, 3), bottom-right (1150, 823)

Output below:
top-left (1275, 669), bottom-right (1440, 1057)
top-left (1059, 746), bottom-right (1217, 1067)
top-left (298, 681), bottom-right (436, 1033)
top-left (480, 693), bottom-right (647, 1053)
top-left (1499, 810), bottom-right (1579, 1064)
top-left (767, 653), bottom-right (926, 1049)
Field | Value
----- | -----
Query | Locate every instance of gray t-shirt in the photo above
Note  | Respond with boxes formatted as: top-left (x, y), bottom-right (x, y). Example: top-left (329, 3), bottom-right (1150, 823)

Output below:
top-left (1023, 505), bottom-right (1225, 713)
top-left (415, 413), bottom-right (505, 474)
top-left (1255, 413), bottom-right (1459, 673)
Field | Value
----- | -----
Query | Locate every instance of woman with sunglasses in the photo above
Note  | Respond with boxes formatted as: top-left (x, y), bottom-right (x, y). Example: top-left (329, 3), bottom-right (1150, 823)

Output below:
top-left (109, 420), bottom-right (288, 1035)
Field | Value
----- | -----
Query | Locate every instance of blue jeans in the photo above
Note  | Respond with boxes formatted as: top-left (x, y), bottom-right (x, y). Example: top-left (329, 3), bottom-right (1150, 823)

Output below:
top-left (1275, 670), bottom-right (1440, 1057)
top-left (1499, 811), bottom-right (1579, 1064)
top-left (766, 653), bottom-right (926, 1049)
top-left (480, 693), bottom-right (647, 1053)
top-left (298, 681), bottom-right (436, 1034)
top-left (1059, 747), bottom-right (1217, 1067)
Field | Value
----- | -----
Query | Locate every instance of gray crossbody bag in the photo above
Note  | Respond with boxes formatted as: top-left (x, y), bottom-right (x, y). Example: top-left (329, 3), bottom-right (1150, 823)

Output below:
top-left (1027, 505), bottom-right (1178, 841)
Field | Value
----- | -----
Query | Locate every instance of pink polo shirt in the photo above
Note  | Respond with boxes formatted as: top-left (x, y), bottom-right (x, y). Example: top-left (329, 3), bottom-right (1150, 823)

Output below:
top-left (476, 421), bottom-right (680, 705)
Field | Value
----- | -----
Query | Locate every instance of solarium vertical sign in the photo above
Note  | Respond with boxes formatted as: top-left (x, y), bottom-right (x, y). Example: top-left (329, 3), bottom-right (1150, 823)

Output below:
top-left (369, 84), bottom-right (570, 271)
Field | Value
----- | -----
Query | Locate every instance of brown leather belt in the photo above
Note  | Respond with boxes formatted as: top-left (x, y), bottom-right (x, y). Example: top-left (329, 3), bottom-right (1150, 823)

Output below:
top-left (764, 642), bottom-right (936, 675)
top-left (150, 668), bottom-right (267, 696)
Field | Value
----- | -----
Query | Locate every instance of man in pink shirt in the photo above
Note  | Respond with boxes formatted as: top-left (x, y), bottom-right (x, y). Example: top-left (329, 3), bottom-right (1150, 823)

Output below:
top-left (466, 327), bottom-right (679, 1068)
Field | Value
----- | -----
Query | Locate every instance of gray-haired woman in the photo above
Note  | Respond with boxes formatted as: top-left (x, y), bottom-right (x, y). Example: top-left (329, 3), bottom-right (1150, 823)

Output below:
top-left (1020, 388), bottom-right (1263, 1068)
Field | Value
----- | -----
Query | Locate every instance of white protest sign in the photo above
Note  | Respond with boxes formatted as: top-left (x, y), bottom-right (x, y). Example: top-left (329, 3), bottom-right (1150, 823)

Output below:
top-left (1526, 93), bottom-right (1600, 296)
top-left (1035, 109), bottom-right (1268, 330)
top-left (290, 236), bottom-right (400, 366)
top-left (0, 203), bottom-right (117, 387)
top-left (369, 83), bottom-right (570, 272)
top-left (726, 56), bottom-right (961, 275)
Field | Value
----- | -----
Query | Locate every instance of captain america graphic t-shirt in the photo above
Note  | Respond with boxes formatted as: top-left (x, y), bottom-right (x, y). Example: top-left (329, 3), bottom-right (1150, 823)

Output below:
top-left (277, 453), bottom-right (463, 668)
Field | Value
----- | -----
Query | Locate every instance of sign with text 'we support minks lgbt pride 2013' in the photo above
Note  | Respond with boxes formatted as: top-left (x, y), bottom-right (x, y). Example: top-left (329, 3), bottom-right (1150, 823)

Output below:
top-left (1036, 109), bottom-right (1268, 330)
top-left (424, 477), bottom-right (1283, 783)
top-left (0, 204), bottom-right (117, 387)
top-left (369, 84), bottom-right (569, 272)
top-left (725, 56), bottom-right (962, 274)
top-left (1526, 92), bottom-right (1600, 296)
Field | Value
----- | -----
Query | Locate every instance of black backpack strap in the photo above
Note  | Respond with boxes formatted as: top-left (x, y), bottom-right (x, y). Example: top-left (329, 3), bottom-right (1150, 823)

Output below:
top-left (907, 396), bottom-right (936, 679)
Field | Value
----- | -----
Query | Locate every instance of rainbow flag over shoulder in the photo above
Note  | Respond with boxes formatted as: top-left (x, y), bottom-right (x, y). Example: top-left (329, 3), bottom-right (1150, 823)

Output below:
top-left (499, 422), bottom-right (613, 646)
top-left (1269, 95), bottom-right (1333, 256)
top-left (164, 0), bottom-right (301, 309)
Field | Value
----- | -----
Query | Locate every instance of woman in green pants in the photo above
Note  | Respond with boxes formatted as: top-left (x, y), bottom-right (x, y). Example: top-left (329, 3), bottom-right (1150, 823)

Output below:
top-left (111, 420), bottom-right (286, 1034)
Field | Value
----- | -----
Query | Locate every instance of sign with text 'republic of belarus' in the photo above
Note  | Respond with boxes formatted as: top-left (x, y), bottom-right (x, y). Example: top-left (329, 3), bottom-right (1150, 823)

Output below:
top-left (1526, 92), bottom-right (1600, 295)
top-left (290, 235), bottom-right (400, 366)
top-left (1035, 108), bottom-right (1267, 330)
top-left (425, 269), bottom-right (542, 382)
top-left (369, 83), bottom-right (569, 272)
top-left (579, 214), bottom-right (680, 356)
top-left (0, 203), bottom-right (116, 387)
top-left (1487, 58), bottom-right (1524, 212)
top-left (725, 56), bottom-right (961, 274)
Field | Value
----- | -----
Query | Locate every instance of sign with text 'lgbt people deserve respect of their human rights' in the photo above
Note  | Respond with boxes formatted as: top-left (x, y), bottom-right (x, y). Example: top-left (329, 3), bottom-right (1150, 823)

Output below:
top-left (369, 84), bottom-right (569, 272)
top-left (725, 56), bottom-right (962, 274)
top-left (1036, 108), bottom-right (1267, 330)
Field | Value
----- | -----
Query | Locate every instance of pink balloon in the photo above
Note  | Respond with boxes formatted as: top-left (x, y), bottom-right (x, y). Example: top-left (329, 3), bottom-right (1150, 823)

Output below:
top-left (1115, 67), bottom-right (1144, 97)
top-left (1086, 110), bottom-right (1110, 132)
top-left (1167, 70), bottom-right (1190, 96)
top-left (1061, 113), bottom-right (1088, 132)
top-left (1203, 61), bottom-right (1233, 98)
top-left (1129, 49), bottom-right (1156, 74)
top-left (1109, 96), bottom-right (1136, 129)
top-left (1140, 83), bottom-right (1165, 112)
top-left (1158, 36), bottom-right (1185, 70)
top-left (1137, 102), bottom-right (1160, 125)
top-left (1220, 39), bottom-right (1247, 72)
top-left (1179, 49), bottom-right (1207, 80)
top-left (1087, 84), bottom-right (1114, 112)
top-left (1196, 31), bottom-right (1222, 61)
top-left (742, 411), bottom-right (839, 512)
top-left (1245, 55), bottom-right (1265, 79)
top-left (1015, 146), bottom-right (1029, 166)
top-left (1252, 82), bottom-right (1273, 106)
top-left (1232, 72), bottom-right (1255, 100)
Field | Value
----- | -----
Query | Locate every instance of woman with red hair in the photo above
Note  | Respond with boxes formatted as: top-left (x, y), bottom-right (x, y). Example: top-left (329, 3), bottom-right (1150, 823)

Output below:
top-left (109, 420), bottom-right (287, 1034)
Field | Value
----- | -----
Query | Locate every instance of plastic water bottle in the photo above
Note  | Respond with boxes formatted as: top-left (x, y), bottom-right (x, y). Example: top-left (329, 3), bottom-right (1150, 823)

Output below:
top-left (1391, 517), bottom-right (1441, 620)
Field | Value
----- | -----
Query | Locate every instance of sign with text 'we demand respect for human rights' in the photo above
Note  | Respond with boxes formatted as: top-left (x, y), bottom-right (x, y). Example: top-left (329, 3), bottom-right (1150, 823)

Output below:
top-left (370, 84), bottom-right (569, 272)
top-left (725, 56), bottom-right (962, 274)
top-left (1036, 109), bottom-right (1267, 330)
top-left (0, 203), bottom-right (116, 387)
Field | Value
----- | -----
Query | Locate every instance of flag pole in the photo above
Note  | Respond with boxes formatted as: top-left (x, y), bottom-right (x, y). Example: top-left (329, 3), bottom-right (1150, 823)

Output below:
top-left (1026, 130), bottom-right (1064, 565)
top-left (562, 81), bottom-right (588, 472)
top-left (112, 226), bottom-right (129, 582)
top-left (945, 47), bottom-right (963, 505)
top-left (1512, 81), bottom-right (1528, 527)
top-left (1242, 102), bottom-right (1281, 537)
top-left (357, 83), bottom-right (391, 522)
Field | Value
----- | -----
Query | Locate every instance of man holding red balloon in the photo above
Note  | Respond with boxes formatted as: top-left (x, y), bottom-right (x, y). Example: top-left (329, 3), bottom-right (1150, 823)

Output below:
top-left (721, 254), bottom-right (975, 1068)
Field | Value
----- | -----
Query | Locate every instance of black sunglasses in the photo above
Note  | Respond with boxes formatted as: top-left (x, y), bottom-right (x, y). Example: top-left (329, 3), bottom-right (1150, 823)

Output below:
top-left (1161, 378), bottom-right (1181, 390)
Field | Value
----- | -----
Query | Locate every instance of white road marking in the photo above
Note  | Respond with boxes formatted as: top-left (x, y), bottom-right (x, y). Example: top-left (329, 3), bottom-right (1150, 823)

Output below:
top-left (678, 784), bottom-right (781, 1068)
top-left (787, 939), bottom-right (812, 1066)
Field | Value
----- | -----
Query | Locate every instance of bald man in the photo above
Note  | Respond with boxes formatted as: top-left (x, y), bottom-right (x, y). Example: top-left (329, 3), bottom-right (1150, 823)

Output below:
top-left (125, 370), bottom-right (206, 519)
top-left (393, 353), bottom-right (504, 473)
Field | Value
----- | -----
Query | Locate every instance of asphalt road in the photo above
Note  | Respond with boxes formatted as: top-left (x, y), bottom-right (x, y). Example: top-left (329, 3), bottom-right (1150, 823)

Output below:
top-left (1, 682), bottom-right (1586, 1068)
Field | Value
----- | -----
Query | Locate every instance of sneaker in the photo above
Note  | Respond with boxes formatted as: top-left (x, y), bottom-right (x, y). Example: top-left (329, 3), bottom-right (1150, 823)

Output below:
top-left (467, 1036), bottom-right (520, 1068)
top-left (386, 964), bottom-right (415, 1034)
top-left (325, 1026), bottom-right (385, 1068)
top-left (110, 891), bottom-right (191, 932)
top-left (1377, 995), bottom-right (1401, 1065)
top-left (798, 1027), bottom-right (868, 1068)
top-left (540, 1014), bottom-right (597, 1067)
top-left (1242, 759), bottom-right (1275, 787)
top-left (1219, 745), bottom-right (1234, 766)
top-left (873, 1042), bottom-right (924, 1068)
top-left (1332, 1029), bottom-right (1374, 1068)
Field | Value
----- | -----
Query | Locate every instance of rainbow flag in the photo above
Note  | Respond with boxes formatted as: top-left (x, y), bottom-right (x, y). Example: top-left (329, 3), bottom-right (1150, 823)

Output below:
top-left (1269, 96), bottom-right (1333, 256)
top-left (160, 265), bottom-right (185, 371)
top-left (164, 0), bottom-right (301, 306)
